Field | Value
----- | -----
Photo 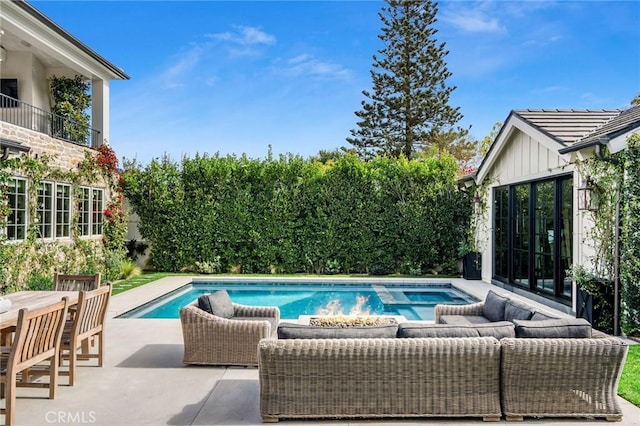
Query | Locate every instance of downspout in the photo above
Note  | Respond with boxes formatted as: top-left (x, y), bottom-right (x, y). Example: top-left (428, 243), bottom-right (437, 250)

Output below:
top-left (595, 142), bottom-right (621, 336)
top-left (0, 146), bottom-right (9, 162)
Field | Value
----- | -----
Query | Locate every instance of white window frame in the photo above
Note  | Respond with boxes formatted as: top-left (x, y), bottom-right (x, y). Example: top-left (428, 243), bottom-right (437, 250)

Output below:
top-left (6, 177), bottom-right (27, 241)
top-left (55, 183), bottom-right (72, 239)
top-left (37, 181), bottom-right (54, 239)
top-left (77, 186), bottom-right (91, 237)
top-left (91, 188), bottom-right (104, 236)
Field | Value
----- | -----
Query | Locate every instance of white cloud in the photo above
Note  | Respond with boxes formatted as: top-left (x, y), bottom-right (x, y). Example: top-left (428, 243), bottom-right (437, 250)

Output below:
top-left (209, 25), bottom-right (276, 46)
top-left (160, 45), bottom-right (204, 88)
top-left (280, 54), bottom-right (351, 80)
top-left (441, 7), bottom-right (506, 34)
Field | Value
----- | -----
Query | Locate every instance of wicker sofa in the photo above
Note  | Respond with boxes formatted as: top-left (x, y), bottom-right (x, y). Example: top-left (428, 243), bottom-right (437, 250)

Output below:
top-left (433, 290), bottom-right (629, 422)
top-left (258, 336), bottom-right (503, 422)
top-left (180, 291), bottom-right (280, 366)
top-left (257, 290), bottom-right (628, 423)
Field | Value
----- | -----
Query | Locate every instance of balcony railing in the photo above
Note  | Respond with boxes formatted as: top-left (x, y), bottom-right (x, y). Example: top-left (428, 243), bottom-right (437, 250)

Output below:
top-left (0, 93), bottom-right (100, 148)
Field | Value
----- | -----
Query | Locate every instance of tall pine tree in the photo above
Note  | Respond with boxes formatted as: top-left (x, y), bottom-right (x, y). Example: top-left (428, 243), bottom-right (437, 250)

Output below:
top-left (348, 0), bottom-right (464, 160)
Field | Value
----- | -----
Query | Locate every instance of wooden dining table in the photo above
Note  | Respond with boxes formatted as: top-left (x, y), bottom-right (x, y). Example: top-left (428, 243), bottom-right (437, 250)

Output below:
top-left (0, 291), bottom-right (79, 331)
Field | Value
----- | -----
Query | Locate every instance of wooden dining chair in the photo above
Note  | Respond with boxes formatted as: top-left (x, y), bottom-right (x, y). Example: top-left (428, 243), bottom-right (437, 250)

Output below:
top-left (59, 283), bottom-right (111, 386)
top-left (53, 273), bottom-right (101, 291)
top-left (0, 297), bottom-right (69, 426)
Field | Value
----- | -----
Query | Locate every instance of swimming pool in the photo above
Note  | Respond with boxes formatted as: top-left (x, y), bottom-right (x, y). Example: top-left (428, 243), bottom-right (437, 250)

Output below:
top-left (118, 281), bottom-right (478, 321)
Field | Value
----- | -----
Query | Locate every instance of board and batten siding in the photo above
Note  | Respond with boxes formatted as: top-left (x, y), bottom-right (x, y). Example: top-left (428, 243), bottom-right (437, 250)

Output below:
top-left (475, 127), bottom-right (577, 286)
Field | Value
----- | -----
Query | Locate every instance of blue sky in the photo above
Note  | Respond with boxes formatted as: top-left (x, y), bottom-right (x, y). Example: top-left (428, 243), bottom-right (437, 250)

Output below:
top-left (32, 1), bottom-right (640, 165)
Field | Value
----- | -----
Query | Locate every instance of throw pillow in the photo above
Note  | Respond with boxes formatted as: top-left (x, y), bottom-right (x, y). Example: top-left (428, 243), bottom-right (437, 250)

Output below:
top-left (504, 299), bottom-right (535, 322)
top-left (197, 290), bottom-right (234, 318)
top-left (513, 318), bottom-right (592, 338)
top-left (482, 290), bottom-right (509, 322)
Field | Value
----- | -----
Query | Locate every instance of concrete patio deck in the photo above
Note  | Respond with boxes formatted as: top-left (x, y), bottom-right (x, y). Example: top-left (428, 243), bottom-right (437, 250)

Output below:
top-left (13, 276), bottom-right (640, 425)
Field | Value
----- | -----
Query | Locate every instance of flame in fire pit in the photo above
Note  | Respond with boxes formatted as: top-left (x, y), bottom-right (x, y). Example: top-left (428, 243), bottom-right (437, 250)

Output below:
top-left (316, 294), bottom-right (371, 316)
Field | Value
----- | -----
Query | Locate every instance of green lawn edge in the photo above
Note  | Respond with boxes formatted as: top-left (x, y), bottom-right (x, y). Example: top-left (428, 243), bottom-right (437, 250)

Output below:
top-left (620, 344), bottom-right (640, 407)
top-left (111, 271), bottom-right (640, 408)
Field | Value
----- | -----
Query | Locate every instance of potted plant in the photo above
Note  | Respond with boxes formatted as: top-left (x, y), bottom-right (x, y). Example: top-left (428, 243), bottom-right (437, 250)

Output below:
top-left (569, 264), bottom-right (615, 334)
top-left (458, 240), bottom-right (481, 280)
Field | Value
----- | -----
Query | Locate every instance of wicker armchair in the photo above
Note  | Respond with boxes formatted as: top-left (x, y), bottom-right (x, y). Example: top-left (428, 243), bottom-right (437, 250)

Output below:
top-left (180, 302), bottom-right (279, 366)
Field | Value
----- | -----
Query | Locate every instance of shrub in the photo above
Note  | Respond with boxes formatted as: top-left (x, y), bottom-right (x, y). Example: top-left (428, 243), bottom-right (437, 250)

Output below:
top-left (120, 259), bottom-right (142, 280)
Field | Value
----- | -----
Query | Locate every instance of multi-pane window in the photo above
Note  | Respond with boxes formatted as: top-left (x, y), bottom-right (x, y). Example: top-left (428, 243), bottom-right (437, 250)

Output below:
top-left (3, 178), bottom-right (107, 240)
top-left (77, 187), bottom-right (91, 236)
top-left (92, 189), bottom-right (104, 235)
top-left (6, 178), bottom-right (27, 240)
top-left (55, 184), bottom-right (71, 238)
top-left (37, 182), bottom-right (54, 239)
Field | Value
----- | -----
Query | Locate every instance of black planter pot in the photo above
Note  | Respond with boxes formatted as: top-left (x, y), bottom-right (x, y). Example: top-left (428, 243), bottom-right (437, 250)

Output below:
top-left (576, 281), bottom-right (616, 335)
top-left (462, 252), bottom-right (482, 280)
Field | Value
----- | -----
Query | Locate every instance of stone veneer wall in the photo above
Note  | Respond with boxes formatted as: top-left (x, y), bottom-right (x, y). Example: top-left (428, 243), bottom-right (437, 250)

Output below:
top-left (0, 121), bottom-right (112, 249)
top-left (0, 122), bottom-right (94, 172)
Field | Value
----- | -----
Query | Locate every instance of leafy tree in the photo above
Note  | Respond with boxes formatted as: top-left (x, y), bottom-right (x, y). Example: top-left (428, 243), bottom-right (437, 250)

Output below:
top-left (347, 0), bottom-right (464, 160)
top-left (632, 93), bottom-right (640, 106)
top-left (425, 128), bottom-right (478, 164)
top-left (49, 75), bottom-right (91, 145)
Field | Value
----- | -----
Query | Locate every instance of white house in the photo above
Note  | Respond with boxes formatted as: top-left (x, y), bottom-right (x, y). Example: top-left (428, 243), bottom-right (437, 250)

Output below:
top-left (471, 105), bottom-right (640, 317)
top-left (0, 0), bottom-right (127, 253)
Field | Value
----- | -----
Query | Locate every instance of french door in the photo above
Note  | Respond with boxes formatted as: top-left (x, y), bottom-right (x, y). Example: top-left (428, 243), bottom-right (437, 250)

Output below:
top-left (493, 176), bottom-right (573, 303)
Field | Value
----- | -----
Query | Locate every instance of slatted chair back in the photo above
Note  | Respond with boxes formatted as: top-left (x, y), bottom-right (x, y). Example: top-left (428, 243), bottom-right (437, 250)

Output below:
top-left (60, 283), bottom-right (111, 386)
top-left (54, 273), bottom-right (101, 292)
top-left (1, 297), bottom-right (69, 426)
top-left (9, 297), bottom-right (69, 371)
top-left (72, 283), bottom-right (111, 343)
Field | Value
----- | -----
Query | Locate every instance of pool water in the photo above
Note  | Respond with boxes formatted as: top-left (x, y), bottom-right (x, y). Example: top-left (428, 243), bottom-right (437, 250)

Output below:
top-left (117, 282), bottom-right (478, 321)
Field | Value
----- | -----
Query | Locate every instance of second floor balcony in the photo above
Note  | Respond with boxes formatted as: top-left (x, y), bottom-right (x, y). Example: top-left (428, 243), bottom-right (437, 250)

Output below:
top-left (0, 92), bottom-right (100, 148)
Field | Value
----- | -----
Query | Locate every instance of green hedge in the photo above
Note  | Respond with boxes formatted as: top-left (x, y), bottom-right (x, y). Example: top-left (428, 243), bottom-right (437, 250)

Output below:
top-left (122, 153), bottom-right (471, 275)
top-left (621, 134), bottom-right (640, 335)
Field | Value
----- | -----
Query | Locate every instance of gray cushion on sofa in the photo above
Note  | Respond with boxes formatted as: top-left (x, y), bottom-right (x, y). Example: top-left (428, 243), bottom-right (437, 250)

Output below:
top-left (513, 318), bottom-right (592, 338)
top-left (198, 290), bottom-right (234, 318)
top-left (482, 290), bottom-right (509, 322)
top-left (504, 299), bottom-right (535, 322)
top-left (277, 322), bottom-right (398, 339)
top-left (530, 311), bottom-right (557, 321)
top-left (439, 315), bottom-right (491, 325)
top-left (397, 323), bottom-right (479, 338)
top-left (472, 321), bottom-right (516, 339)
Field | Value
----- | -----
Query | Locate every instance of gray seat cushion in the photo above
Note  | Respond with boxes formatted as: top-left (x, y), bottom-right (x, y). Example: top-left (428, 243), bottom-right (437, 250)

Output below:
top-left (482, 290), bottom-right (509, 322)
top-left (277, 322), bottom-right (398, 339)
top-left (397, 323), bottom-right (479, 338)
top-left (504, 299), bottom-right (535, 322)
top-left (472, 321), bottom-right (516, 339)
top-left (440, 315), bottom-right (491, 325)
top-left (513, 318), bottom-right (592, 338)
top-left (198, 290), bottom-right (234, 318)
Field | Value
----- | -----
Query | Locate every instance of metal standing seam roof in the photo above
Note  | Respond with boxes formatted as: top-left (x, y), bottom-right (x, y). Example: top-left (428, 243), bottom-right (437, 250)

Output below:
top-left (513, 109), bottom-right (623, 146)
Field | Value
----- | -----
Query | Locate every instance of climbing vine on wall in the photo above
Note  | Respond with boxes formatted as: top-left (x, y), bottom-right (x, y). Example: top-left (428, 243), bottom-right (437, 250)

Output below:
top-left (0, 144), bottom-right (126, 291)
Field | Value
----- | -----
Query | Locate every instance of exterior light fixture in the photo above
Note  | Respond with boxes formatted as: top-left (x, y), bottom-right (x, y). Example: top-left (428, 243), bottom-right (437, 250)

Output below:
top-left (577, 175), bottom-right (598, 211)
top-left (0, 138), bottom-right (30, 162)
top-left (0, 46), bottom-right (6, 63)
